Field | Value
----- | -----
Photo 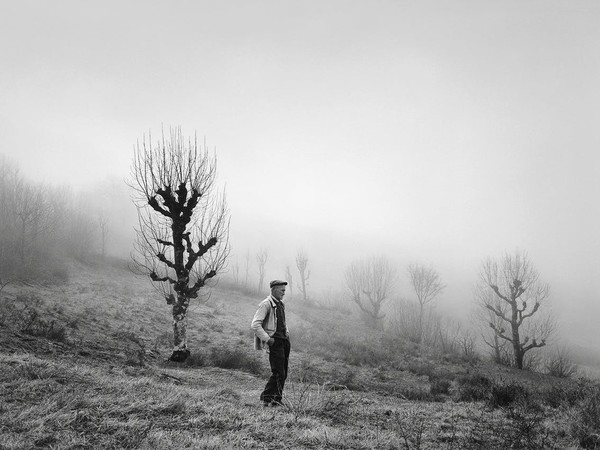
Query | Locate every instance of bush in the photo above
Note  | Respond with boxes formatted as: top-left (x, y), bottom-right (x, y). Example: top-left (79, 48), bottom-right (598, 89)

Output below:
top-left (455, 373), bottom-right (493, 402)
top-left (208, 347), bottom-right (262, 375)
top-left (540, 382), bottom-right (586, 408)
top-left (331, 336), bottom-right (389, 366)
top-left (329, 366), bottom-right (364, 391)
top-left (571, 383), bottom-right (600, 449)
top-left (283, 381), bottom-right (352, 423)
top-left (21, 307), bottom-right (68, 343)
top-left (183, 352), bottom-right (206, 367)
top-left (488, 380), bottom-right (530, 409)
top-left (398, 386), bottom-right (435, 401)
top-left (430, 377), bottom-right (451, 396)
top-left (404, 361), bottom-right (437, 379)
top-left (504, 397), bottom-right (551, 449)
top-left (544, 348), bottom-right (578, 378)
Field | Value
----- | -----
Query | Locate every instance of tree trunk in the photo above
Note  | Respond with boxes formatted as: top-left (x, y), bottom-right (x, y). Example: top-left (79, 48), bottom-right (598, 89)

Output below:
top-left (514, 348), bottom-right (524, 369)
top-left (493, 334), bottom-right (502, 363)
top-left (418, 303), bottom-right (424, 344)
top-left (19, 218), bottom-right (26, 265)
top-left (170, 296), bottom-right (190, 362)
top-left (511, 306), bottom-right (523, 369)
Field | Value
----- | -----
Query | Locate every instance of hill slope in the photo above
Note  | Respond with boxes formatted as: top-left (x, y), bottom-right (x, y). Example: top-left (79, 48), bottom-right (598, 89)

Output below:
top-left (0, 259), bottom-right (595, 449)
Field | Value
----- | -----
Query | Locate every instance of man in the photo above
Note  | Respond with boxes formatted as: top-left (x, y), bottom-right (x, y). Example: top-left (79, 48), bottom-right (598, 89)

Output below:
top-left (251, 279), bottom-right (290, 407)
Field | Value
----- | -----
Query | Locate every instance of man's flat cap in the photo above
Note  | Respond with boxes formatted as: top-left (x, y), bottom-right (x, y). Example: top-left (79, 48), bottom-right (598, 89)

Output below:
top-left (270, 280), bottom-right (288, 288)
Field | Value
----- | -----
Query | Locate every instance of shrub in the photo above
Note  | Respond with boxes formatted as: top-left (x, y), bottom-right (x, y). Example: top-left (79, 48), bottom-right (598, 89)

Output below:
top-left (430, 377), bottom-right (451, 396)
top-left (539, 382), bottom-right (586, 408)
top-left (183, 352), bottom-right (206, 367)
top-left (393, 408), bottom-right (428, 449)
top-left (208, 347), bottom-right (262, 375)
top-left (571, 384), bottom-right (600, 449)
top-left (544, 348), bottom-right (578, 379)
top-left (504, 397), bottom-right (550, 449)
top-left (329, 366), bottom-right (364, 391)
top-left (113, 330), bottom-right (147, 366)
top-left (331, 336), bottom-right (389, 366)
top-left (20, 307), bottom-right (68, 343)
top-left (455, 373), bottom-right (493, 402)
top-left (488, 380), bottom-right (530, 409)
top-left (404, 361), bottom-right (437, 379)
top-left (283, 381), bottom-right (352, 423)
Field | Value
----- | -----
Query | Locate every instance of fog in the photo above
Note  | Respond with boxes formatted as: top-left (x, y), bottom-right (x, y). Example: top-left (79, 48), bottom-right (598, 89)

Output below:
top-left (2, 2), bottom-right (599, 354)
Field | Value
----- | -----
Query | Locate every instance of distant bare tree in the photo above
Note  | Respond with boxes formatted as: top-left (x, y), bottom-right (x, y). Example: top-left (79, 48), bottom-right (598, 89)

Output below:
top-left (14, 182), bottom-right (48, 265)
top-left (344, 256), bottom-right (396, 329)
top-left (231, 258), bottom-right (240, 286)
top-left (98, 212), bottom-right (109, 259)
top-left (129, 127), bottom-right (230, 362)
top-left (407, 263), bottom-right (445, 344)
top-left (295, 250), bottom-right (310, 302)
top-left (473, 286), bottom-right (512, 365)
top-left (285, 265), bottom-right (293, 299)
top-left (67, 193), bottom-right (97, 260)
top-left (244, 249), bottom-right (250, 289)
top-left (476, 251), bottom-right (554, 369)
top-left (0, 158), bottom-right (19, 276)
top-left (256, 249), bottom-right (268, 293)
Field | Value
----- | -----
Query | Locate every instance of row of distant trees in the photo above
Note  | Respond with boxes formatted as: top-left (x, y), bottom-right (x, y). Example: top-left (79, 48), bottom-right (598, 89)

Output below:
top-left (229, 248), bottom-right (311, 301)
top-left (0, 157), bottom-right (104, 283)
top-left (342, 252), bottom-right (552, 370)
top-left (223, 246), bottom-right (552, 370)
top-left (0, 156), bottom-right (135, 286)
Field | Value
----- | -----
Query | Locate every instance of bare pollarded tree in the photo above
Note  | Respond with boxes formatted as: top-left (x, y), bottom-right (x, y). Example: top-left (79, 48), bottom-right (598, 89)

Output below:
top-left (256, 248), bottom-right (268, 293)
top-left (285, 265), bottom-right (293, 299)
top-left (295, 250), bottom-right (310, 302)
top-left (477, 251), bottom-right (554, 369)
top-left (129, 127), bottom-right (230, 362)
top-left (407, 263), bottom-right (445, 344)
top-left (344, 256), bottom-right (396, 329)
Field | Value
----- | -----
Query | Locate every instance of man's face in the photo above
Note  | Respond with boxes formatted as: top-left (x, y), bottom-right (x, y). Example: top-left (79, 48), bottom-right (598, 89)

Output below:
top-left (272, 285), bottom-right (286, 301)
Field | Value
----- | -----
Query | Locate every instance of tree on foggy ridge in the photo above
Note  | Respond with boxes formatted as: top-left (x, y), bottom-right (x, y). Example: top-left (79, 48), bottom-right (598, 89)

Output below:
top-left (296, 250), bottom-right (310, 302)
top-left (244, 249), bottom-right (250, 289)
top-left (15, 182), bottom-right (50, 264)
top-left (0, 158), bottom-right (19, 276)
top-left (476, 251), bottom-right (554, 370)
top-left (407, 263), bottom-right (445, 344)
top-left (98, 212), bottom-right (109, 259)
top-left (344, 256), bottom-right (396, 329)
top-left (285, 265), bottom-right (293, 299)
top-left (256, 249), bottom-right (268, 293)
top-left (129, 127), bottom-right (230, 363)
top-left (473, 286), bottom-right (512, 365)
top-left (231, 258), bottom-right (240, 286)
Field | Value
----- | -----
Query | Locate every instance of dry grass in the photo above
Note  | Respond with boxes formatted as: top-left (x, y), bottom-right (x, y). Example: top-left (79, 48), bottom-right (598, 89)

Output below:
top-left (0, 257), bottom-right (597, 449)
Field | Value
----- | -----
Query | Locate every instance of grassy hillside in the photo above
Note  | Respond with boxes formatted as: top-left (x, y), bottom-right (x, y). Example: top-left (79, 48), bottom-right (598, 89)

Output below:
top-left (1, 258), bottom-right (599, 449)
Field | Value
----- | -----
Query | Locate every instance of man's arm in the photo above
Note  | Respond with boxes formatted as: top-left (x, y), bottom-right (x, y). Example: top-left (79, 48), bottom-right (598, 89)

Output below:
top-left (250, 302), bottom-right (271, 344)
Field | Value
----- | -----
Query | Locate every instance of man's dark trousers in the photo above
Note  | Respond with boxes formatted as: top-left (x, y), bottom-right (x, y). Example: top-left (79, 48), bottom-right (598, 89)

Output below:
top-left (260, 338), bottom-right (291, 403)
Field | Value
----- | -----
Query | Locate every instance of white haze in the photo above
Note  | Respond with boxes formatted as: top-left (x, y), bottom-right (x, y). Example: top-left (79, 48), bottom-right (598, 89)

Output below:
top-left (2, 2), bottom-right (599, 353)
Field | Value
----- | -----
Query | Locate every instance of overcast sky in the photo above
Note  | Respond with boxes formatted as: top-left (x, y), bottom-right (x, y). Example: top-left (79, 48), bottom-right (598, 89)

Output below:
top-left (2, 1), bottom-right (599, 345)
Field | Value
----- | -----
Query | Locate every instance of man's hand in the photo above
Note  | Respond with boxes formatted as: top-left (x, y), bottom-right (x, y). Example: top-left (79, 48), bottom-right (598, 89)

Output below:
top-left (267, 338), bottom-right (275, 346)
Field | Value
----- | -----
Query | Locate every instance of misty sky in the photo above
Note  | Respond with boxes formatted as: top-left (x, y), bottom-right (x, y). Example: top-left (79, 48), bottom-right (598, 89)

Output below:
top-left (2, 1), bottom-right (599, 344)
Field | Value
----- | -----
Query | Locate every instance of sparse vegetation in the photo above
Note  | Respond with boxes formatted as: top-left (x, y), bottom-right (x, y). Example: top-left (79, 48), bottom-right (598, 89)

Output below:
top-left (545, 347), bottom-right (578, 378)
top-left (0, 259), bottom-right (598, 449)
top-left (208, 347), bottom-right (263, 375)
